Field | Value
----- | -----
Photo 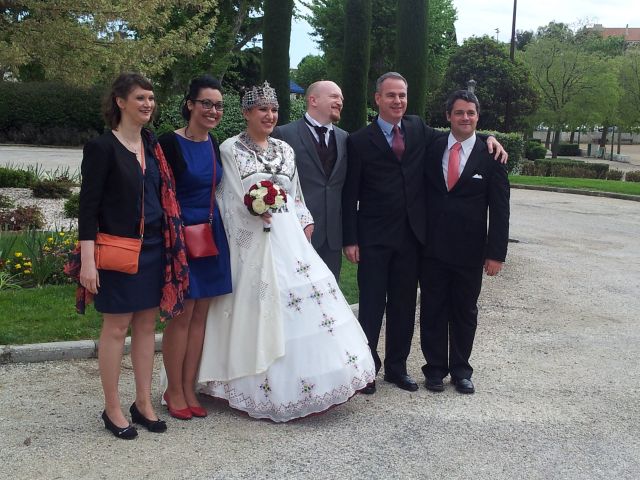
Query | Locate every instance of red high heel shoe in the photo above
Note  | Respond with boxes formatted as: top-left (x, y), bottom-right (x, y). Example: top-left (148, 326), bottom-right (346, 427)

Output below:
top-left (162, 392), bottom-right (192, 420)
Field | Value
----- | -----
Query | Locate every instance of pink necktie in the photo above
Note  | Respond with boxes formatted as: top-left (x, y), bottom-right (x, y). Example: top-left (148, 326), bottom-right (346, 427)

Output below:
top-left (447, 142), bottom-right (462, 191)
top-left (392, 124), bottom-right (405, 160)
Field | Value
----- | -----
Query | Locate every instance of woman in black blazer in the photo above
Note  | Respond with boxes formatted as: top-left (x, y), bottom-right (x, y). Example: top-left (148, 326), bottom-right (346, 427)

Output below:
top-left (78, 73), bottom-right (188, 439)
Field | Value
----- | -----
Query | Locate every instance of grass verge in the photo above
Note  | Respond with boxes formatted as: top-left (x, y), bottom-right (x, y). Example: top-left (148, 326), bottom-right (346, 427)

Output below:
top-left (510, 175), bottom-right (640, 196)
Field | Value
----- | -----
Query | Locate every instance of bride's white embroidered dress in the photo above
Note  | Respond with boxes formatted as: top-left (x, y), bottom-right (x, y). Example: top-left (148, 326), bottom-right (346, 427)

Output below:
top-left (196, 132), bottom-right (375, 422)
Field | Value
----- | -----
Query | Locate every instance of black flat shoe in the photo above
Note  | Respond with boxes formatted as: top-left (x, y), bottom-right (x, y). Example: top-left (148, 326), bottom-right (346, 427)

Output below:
top-left (383, 373), bottom-right (419, 392)
top-left (130, 403), bottom-right (167, 433)
top-left (101, 410), bottom-right (138, 440)
top-left (360, 381), bottom-right (376, 394)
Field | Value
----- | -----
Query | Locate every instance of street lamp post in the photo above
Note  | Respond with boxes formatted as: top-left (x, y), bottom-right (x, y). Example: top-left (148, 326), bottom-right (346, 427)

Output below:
top-left (467, 79), bottom-right (476, 94)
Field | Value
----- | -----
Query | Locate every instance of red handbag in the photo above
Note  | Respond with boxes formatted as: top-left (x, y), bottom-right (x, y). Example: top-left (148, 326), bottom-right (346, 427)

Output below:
top-left (94, 142), bottom-right (145, 274)
top-left (184, 138), bottom-right (219, 259)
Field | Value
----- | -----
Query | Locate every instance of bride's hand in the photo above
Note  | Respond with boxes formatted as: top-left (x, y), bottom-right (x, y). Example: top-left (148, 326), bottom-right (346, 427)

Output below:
top-left (260, 212), bottom-right (272, 224)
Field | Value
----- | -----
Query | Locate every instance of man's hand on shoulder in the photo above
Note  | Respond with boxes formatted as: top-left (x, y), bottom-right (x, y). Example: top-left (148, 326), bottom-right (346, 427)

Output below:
top-left (486, 136), bottom-right (508, 164)
top-left (343, 245), bottom-right (360, 264)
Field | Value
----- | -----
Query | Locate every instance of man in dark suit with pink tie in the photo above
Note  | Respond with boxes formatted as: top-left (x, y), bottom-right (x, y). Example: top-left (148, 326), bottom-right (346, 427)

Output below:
top-left (420, 89), bottom-right (510, 394)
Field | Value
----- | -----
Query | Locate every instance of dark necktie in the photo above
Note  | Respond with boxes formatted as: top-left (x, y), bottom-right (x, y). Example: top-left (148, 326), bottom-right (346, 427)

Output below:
top-left (314, 125), bottom-right (328, 149)
top-left (392, 124), bottom-right (405, 160)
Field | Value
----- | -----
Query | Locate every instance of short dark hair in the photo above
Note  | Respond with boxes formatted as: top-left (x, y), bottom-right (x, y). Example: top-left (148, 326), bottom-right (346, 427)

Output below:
top-left (375, 72), bottom-right (407, 92)
top-left (445, 90), bottom-right (481, 115)
top-left (103, 72), bottom-right (154, 129)
top-left (181, 75), bottom-right (223, 121)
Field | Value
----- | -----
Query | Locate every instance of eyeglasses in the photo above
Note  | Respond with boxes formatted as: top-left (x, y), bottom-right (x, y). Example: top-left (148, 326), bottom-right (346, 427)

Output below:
top-left (193, 99), bottom-right (224, 111)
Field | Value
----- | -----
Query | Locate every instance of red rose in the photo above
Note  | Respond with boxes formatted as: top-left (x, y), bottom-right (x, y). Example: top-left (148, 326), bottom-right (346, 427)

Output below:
top-left (243, 194), bottom-right (253, 207)
top-left (260, 180), bottom-right (273, 188)
top-left (263, 193), bottom-right (276, 205)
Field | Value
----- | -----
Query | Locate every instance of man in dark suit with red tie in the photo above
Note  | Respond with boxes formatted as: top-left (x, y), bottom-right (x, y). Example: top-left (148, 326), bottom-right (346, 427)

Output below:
top-left (420, 89), bottom-right (510, 394)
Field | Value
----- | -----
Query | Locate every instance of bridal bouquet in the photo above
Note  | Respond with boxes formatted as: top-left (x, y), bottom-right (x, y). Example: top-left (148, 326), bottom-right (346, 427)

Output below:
top-left (244, 180), bottom-right (287, 231)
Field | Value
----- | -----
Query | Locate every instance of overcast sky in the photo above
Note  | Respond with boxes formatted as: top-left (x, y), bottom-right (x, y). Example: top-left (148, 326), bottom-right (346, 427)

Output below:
top-left (289, 0), bottom-right (640, 68)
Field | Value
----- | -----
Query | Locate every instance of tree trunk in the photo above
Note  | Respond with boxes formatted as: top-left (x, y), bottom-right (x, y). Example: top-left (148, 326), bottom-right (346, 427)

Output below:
top-left (551, 128), bottom-right (561, 158)
top-left (262, 0), bottom-right (294, 125)
top-left (395, 0), bottom-right (428, 117)
top-left (569, 130), bottom-right (575, 143)
top-left (617, 129), bottom-right (622, 154)
top-left (545, 127), bottom-right (552, 149)
top-left (340, 0), bottom-right (372, 132)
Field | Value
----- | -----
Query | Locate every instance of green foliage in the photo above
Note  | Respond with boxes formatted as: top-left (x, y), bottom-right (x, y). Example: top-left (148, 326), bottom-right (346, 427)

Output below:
top-left (213, 93), bottom-right (247, 143)
top-left (434, 36), bottom-right (539, 132)
top-left (481, 131), bottom-right (524, 174)
top-left (0, 166), bottom-right (37, 188)
top-left (395, 0), bottom-right (428, 116)
top-left (525, 141), bottom-right (547, 160)
top-left (0, 271), bottom-right (22, 291)
top-left (556, 143), bottom-right (581, 156)
top-left (0, 81), bottom-right (103, 146)
top-left (262, 0), bottom-right (294, 125)
top-left (522, 159), bottom-right (610, 179)
top-left (625, 171), bottom-right (640, 182)
top-left (293, 55), bottom-right (328, 88)
top-left (510, 175), bottom-right (640, 195)
top-left (19, 230), bottom-right (76, 287)
top-left (605, 169), bottom-right (624, 181)
top-left (0, 205), bottom-right (44, 231)
top-left (31, 180), bottom-right (72, 199)
top-left (64, 193), bottom-right (80, 219)
top-left (289, 97), bottom-right (307, 121)
top-left (340, 0), bottom-right (372, 133)
top-left (223, 47), bottom-right (263, 93)
top-left (0, 194), bottom-right (15, 209)
top-left (618, 48), bottom-right (640, 129)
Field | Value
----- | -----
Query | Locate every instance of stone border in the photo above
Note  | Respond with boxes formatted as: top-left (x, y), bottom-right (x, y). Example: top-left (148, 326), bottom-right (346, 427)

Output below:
top-left (511, 183), bottom-right (640, 202)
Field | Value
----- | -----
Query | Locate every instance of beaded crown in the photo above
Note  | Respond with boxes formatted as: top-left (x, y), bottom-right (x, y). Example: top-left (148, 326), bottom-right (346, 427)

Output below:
top-left (241, 81), bottom-right (279, 110)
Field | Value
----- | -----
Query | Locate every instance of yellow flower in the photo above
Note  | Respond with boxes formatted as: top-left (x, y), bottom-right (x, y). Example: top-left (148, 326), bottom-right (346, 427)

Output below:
top-left (64, 240), bottom-right (71, 245)
top-left (23, 269), bottom-right (31, 274)
top-left (15, 264), bottom-right (22, 269)
top-left (24, 261), bottom-right (32, 267)
top-left (43, 246), bottom-right (51, 252)
top-left (47, 237), bottom-right (54, 243)
top-left (14, 252), bottom-right (22, 258)
top-left (59, 232), bottom-right (65, 237)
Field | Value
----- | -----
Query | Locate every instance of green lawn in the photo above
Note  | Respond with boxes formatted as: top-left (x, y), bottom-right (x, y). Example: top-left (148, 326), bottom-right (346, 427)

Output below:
top-left (510, 175), bottom-right (640, 196)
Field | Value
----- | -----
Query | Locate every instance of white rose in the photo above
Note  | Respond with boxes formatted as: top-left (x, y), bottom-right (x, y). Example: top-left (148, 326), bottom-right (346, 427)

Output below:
top-left (273, 195), bottom-right (284, 208)
top-left (252, 198), bottom-right (268, 214)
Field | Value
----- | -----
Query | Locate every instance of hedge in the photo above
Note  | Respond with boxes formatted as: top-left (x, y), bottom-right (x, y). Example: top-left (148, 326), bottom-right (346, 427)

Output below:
top-left (0, 81), bottom-right (104, 145)
top-left (520, 159), bottom-right (610, 179)
top-left (525, 140), bottom-right (547, 160)
top-left (481, 131), bottom-right (524, 174)
top-left (557, 143), bottom-right (581, 156)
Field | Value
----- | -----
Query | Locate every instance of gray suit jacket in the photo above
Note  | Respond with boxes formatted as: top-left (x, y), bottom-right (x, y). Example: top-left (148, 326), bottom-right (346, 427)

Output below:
top-left (272, 118), bottom-right (348, 251)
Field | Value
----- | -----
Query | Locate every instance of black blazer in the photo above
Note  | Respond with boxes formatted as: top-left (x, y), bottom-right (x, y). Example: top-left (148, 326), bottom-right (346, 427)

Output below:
top-left (342, 115), bottom-right (443, 249)
top-left (78, 131), bottom-right (154, 240)
top-left (423, 135), bottom-right (510, 267)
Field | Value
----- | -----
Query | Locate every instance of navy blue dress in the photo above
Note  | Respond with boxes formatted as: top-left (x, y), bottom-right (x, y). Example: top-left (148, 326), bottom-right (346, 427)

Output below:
top-left (94, 141), bottom-right (164, 313)
top-left (175, 136), bottom-right (232, 299)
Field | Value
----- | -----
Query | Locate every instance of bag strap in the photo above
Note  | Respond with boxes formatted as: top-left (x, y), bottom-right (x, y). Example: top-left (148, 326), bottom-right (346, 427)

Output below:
top-left (138, 141), bottom-right (145, 239)
top-left (207, 137), bottom-right (217, 224)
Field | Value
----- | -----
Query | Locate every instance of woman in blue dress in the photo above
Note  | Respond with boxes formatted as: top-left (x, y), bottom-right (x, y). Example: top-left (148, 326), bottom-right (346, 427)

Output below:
top-left (159, 75), bottom-right (232, 419)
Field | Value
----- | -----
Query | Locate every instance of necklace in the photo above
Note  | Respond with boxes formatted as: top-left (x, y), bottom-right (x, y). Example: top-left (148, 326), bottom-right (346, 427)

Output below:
top-left (184, 126), bottom-right (208, 142)
top-left (113, 129), bottom-right (142, 156)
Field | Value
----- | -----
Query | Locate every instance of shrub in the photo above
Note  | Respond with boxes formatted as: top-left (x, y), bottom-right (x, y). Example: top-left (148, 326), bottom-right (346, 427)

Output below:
top-left (557, 143), bottom-right (581, 156)
top-left (64, 193), bottom-right (80, 218)
top-left (31, 179), bottom-right (72, 199)
top-left (519, 160), bottom-right (536, 176)
top-left (0, 205), bottom-right (45, 231)
top-left (0, 194), bottom-right (14, 209)
top-left (605, 169), bottom-right (624, 181)
top-left (625, 170), bottom-right (640, 182)
top-left (481, 131), bottom-right (524, 174)
top-left (533, 159), bottom-right (609, 179)
top-left (0, 167), bottom-right (37, 188)
top-left (525, 141), bottom-right (547, 160)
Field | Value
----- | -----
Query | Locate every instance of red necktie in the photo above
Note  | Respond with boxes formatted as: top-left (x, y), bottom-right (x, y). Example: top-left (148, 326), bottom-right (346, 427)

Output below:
top-left (447, 142), bottom-right (462, 191)
top-left (392, 124), bottom-right (405, 160)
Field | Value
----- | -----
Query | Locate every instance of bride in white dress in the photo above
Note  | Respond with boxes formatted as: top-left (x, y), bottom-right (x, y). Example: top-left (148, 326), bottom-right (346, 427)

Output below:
top-left (195, 82), bottom-right (375, 422)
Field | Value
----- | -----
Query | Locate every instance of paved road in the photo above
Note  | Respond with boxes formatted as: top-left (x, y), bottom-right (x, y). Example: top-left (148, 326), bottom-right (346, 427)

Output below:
top-left (0, 145), bottom-right (82, 172)
top-left (1, 190), bottom-right (639, 480)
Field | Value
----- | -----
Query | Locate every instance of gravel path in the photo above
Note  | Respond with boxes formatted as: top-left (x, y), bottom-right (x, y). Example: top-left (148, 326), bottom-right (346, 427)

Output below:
top-left (1, 189), bottom-right (639, 479)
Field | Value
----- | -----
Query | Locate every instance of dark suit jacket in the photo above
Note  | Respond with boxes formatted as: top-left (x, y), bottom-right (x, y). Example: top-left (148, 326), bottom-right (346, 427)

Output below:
top-left (423, 135), bottom-right (510, 267)
top-left (272, 119), bottom-right (348, 251)
top-left (78, 131), bottom-right (155, 241)
top-left (342, 115), bottom-right (443, 249)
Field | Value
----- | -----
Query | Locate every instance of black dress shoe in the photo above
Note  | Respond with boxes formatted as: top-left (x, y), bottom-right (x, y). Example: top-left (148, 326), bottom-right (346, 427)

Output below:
top-left (101, 410), bottom-right (138, 440)
top-left (451, 377), bottom-right (475, 394)
top-left (360, 381), bottom-right (376, 394)
top-left (130, 403), bottom-right (167, 433)
top-left (424, 377), bottom-right (445, 392)
top-left (383, 373), bottom-right (419, 392)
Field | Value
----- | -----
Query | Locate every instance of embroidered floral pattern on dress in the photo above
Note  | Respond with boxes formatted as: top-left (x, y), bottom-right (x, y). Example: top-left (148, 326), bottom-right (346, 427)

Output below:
top-left (320, 313), bottom-right (336, 334)
top-left (346, 351), bottom-right (359, 370)
top-left (296, 260), bottom-right (311, 278)
top-left (236, 132), bottom-right (296, 181)
top-left (300, 379), bottom-right (315, 397)
top-left (309, 284), bottom-right (324, 305)
top-left (287, 292), bottom-right (303, 311)
top-left (259, 377), bottom-right (271, 397)
top-left (327, 283), bottom-right (338, 300)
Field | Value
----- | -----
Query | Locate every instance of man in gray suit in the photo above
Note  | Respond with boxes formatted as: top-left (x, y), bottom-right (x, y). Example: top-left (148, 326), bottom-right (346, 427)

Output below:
top-left (272, 80), bottom-right (347, 279)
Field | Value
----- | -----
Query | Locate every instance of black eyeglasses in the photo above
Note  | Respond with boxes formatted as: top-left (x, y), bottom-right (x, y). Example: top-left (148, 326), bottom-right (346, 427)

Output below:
top-left (193, 99), bottom-right (224, 111)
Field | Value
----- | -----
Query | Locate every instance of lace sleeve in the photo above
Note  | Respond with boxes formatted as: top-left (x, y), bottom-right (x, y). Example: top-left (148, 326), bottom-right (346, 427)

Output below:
top-left (294, 173), bottom-right (313, 229)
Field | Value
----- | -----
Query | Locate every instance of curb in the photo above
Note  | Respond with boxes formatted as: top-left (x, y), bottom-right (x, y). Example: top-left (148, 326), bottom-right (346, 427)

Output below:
top-left (511, 183), bottom-right (640, 202)
top-left (0, 305), bottom-right (360, 364)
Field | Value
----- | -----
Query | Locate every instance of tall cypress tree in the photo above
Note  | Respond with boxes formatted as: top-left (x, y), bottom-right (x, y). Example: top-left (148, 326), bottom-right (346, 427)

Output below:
top-left (395, 0), bottom-right (429, 117)
top-left (340, 0), bottom-right (372, 132)
top-left (262, 0), bottom-right (294, 125)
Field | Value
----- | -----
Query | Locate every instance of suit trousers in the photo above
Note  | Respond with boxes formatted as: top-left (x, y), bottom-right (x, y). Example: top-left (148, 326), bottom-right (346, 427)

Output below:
top-left (419, 256), bottom-right (483, 380)
top-left (357, 223), bottom-right (420, 377)
top-left (314, 239), bottom-right (342, 281)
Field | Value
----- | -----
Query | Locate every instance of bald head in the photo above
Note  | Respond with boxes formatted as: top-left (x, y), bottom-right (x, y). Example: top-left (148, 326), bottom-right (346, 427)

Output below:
top-left (305, 80), bottom-right (344, 124)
